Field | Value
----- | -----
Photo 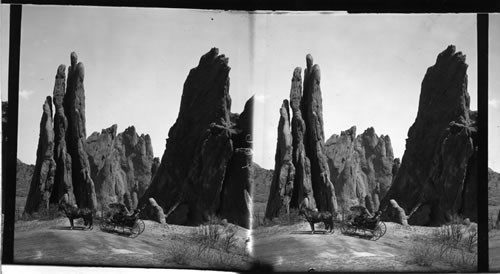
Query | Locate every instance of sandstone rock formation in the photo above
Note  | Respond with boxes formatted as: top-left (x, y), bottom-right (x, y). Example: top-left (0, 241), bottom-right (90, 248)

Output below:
top-left (265, 55), bottom-right (336, 220)
top-left (139, 48), bottom-right (252, 228)
top-left (250, 163), bottom-right (273, 208)
top-left (381, 45), bottom-right (477, 226)
top-left (148, 197), bottom-right (166, 224)
top-left (52, 64), bottom-right (75, 206)
top-left (265, 100), bottom-right (295, 218)
top-left (64, 52), bottom-right (97, 210)
top-left (24, 52), bottom-right (157, 215)
top-left (86, 125), bottom-right (155, 212)
top-left (219, 96), bottom-right (254, 228)
top-left (289, 68), bottom-right (316, 211)
top-left (24, 96), bottom-right (57, 213)
top-left (16, 159), bottom-right (35, 199)
top-left (302, 55), bottom-right (337, 214)
top-left (325, 126), bottom-right (396, 213)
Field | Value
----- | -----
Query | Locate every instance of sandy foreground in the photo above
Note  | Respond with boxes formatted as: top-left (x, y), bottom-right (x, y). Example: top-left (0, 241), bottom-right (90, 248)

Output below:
top-left (13, 217), bottom-right (251, 270)
top-left (252, 221), bottom-right (476, 272)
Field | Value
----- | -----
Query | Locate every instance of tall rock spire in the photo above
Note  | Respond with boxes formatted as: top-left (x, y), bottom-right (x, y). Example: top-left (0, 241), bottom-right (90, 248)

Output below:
top-left (64, 52), bottom-right (97, 209)
top-left (302, 54), bottom-right (337, 213)
top-left (51, 64), bottom-right (75, 206)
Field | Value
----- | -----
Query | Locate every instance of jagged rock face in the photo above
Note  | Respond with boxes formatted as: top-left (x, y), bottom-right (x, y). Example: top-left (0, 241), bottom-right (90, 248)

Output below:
top-left (289, 67), bottom-right (316, 210)
top-left (86, 125), bottom-right (155, 212)
top-left (219, 96), bottom-right (254, 228)
top-left (381, 45), bottom-right (477, 226)
top-left (301, 55), bottom-right (337, 213)
top-left (265, 100), bottom-right (295, 219)
top-left (16, 159), bottom-right (35, 197)
top-left (251, 163), bottom-right (273, 207)
top-left (51, 64), bottom-right (75, 206)
top-left (139, 48), bottom-right (252, 228)
top-left (325, 126), bottom-right (395, 213)
top-left (64, 52), bottom-right (97, 210)
top-left (24, 97), bottom-right (57, 213)
top-left (114, 126), bottom-right (154, 197)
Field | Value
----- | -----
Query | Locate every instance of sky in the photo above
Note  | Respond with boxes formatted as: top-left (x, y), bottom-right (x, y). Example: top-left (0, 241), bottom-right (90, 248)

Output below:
top-left (1, 6), bottom-right (253, 165)
top-left (0, 8), bottom-right (498, 172)
top-left (489, 14), bottom-right (500, 173)
top-left (251, 13), bottom-right (480, 170)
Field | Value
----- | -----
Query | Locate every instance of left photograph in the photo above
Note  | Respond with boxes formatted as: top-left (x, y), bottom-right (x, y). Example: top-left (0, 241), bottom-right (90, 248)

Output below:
top-left (5, 5), bottom-right (253, 269)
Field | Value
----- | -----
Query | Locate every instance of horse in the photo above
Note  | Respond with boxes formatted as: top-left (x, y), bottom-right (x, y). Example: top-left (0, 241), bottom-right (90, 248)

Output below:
top-left (58, 200), bottom-right (94, 230)
top-left (299, 207), bottom-right (335, 234)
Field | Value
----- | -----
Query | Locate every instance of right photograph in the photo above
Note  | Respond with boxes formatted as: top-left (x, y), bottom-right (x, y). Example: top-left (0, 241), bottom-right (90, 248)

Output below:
top-left (251, 13), bottom-right (479, 272)
top-left (489, 13), bottom-right (500, 273)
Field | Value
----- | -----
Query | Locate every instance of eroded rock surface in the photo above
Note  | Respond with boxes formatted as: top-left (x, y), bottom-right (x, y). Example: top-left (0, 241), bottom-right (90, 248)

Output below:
top-left (139, 48), bottom-right (252, 228)
top-left (86, 125), bottom-right (155, 212)
top-left (25, 97), bottom-right (57, 213)
top-left (265, 55), bottom-right (337, 219)
top-left (64, 52), bottom-right (97, 210)
top-left (265, 100), bottom-right (295, 219)
top-left (325, 126), bottom-right (395, 213)
top-left (381, 45), bottom-right (477, 225)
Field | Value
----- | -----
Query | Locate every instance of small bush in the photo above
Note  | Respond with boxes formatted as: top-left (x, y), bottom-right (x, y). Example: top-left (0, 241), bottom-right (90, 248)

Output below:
top-left (165, 242), bottom-right (192, 266)
top-left (410, 241), bottom-right (437, 267)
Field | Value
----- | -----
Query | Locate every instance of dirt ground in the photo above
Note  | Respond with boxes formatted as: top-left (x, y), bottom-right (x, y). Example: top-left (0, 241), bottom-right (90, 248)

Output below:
top-left (251, 221), bottom-right (473, 272)
top-left (13, 217), bottom-right (251, 270)
top-left (490, 229), bottom-right (500, 271)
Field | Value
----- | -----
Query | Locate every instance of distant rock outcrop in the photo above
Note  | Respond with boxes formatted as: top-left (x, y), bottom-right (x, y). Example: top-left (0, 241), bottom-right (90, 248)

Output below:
top-left (265, 55), bottom-right (337, 220)
top-left (381, 45), bottom-right (477, 226)
top-left (86, 125), bottom-right (155, 212)
top-left (139, 48), bottom-right (252, 228)
top-left (250, 163), bottom-right (273, 206)
top-left (25, 97), bottom-right (57, 213)
top-left (16, 159), bottom-right (35, 200)
top-left (325, 126), bottom-right (396, 213)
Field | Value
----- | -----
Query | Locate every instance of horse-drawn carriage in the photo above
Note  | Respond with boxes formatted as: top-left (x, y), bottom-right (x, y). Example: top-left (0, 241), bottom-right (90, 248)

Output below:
top-left (99, 203), bottom-right (145, 238)
top-left (340, 206), bottom-right (387, 240)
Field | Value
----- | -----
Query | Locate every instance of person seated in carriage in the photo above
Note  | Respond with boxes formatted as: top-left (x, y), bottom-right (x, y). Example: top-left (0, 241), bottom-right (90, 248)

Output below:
top-left (350, 205), bottom-right (373, 225)
top-left (108, 203), bottom-right (142, 225)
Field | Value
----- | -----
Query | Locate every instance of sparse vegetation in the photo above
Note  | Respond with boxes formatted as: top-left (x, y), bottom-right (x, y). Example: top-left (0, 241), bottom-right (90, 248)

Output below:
top-left (408, 216), bottom-right (477, 271)
top-left (164, 215), bottom-right (250, 270)
top-left (15, 204), bottom-right (62, 222)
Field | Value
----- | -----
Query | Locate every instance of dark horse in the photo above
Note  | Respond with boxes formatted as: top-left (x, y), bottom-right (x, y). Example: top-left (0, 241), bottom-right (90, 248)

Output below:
top-left (299, 207), bottom-right (335, 234)
top-left (58, 200), bottom-right (94, 230)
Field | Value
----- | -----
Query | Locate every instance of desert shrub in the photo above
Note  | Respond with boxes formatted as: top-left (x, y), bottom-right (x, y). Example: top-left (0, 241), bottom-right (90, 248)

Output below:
top-left (165, 242), bottom-right (192, 266)
top-left (220, 225), bottom-right (238, 252)
top-left (409, 241), bottom-right (437, 267)
top-left (270, 208), bottom-right (303, 226)
top-left (18, 204), bottom-right (62, 221)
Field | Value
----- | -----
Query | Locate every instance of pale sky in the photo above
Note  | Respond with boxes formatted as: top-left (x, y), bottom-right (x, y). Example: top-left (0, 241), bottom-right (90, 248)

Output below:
top-left (2, 6), bottom-right (253, 164)
top-left (489, 14), bottom-right (500, 173)
top-left (0, 8), bottom-right (498, 172)
top-left (252, 13), bottom-right (480, 170)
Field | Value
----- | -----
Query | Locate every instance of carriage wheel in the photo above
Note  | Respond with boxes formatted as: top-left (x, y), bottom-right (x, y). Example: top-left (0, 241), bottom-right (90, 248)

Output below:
top-left (129, 219), bottom-right (145, 238)
top-left (379, 221), bottom-right (387, 236)
top-left (371, 222), bottom-right (386, 240)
